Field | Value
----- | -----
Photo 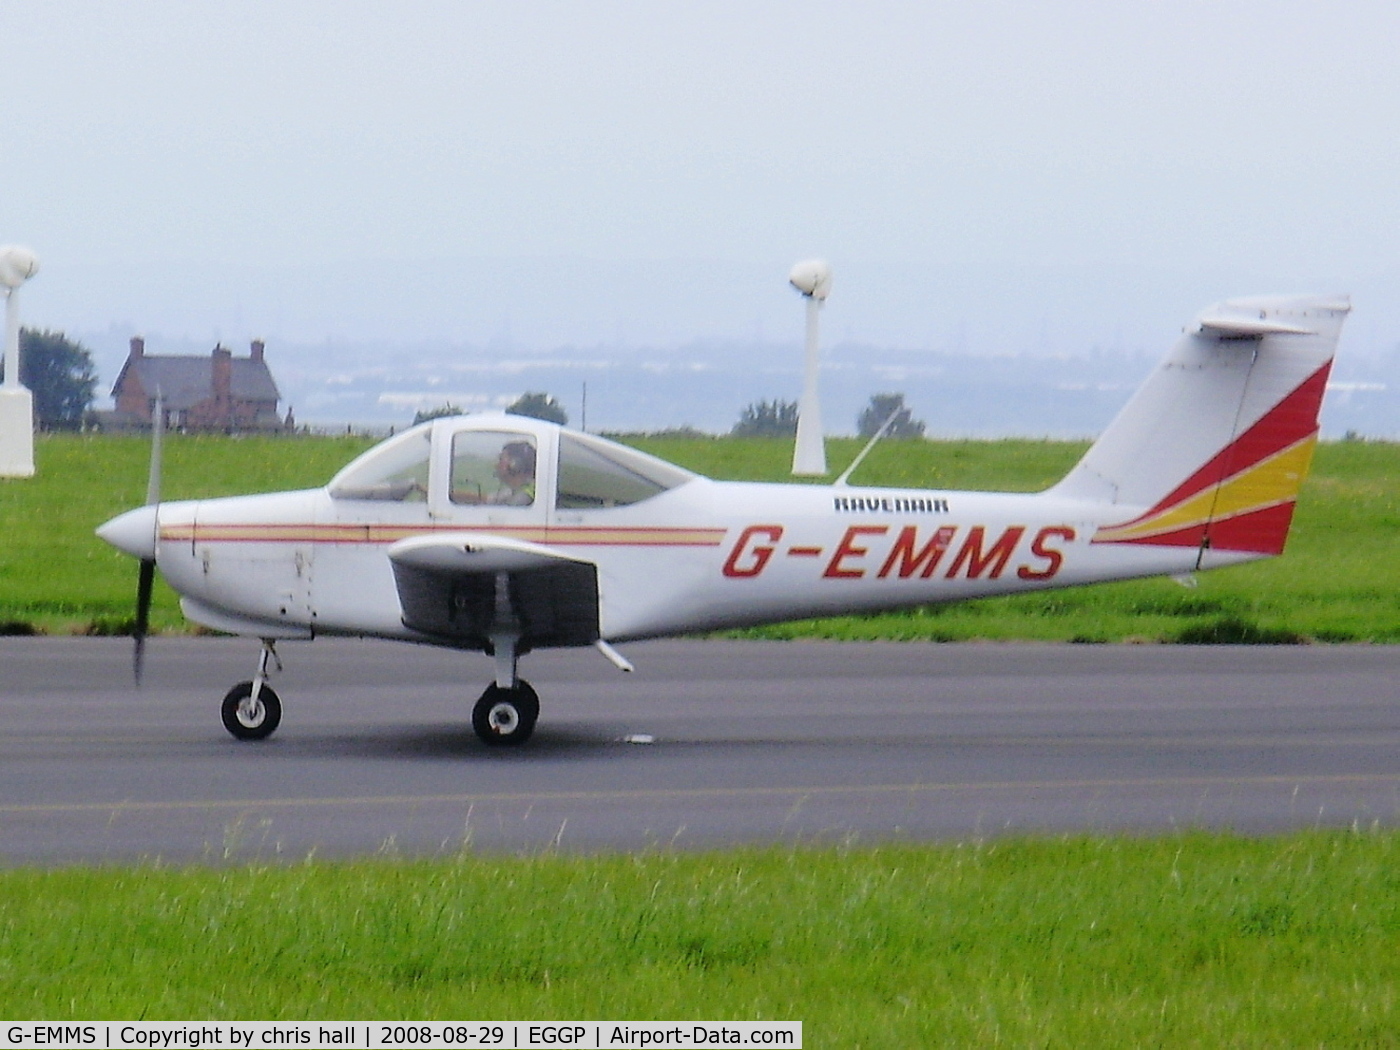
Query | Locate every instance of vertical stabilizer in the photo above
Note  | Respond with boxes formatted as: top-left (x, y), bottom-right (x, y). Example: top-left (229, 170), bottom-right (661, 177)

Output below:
top-left (1049, 295), bottom-right (1350, 563)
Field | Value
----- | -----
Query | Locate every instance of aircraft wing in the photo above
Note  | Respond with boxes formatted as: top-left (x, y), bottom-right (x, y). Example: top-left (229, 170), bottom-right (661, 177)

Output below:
top-left (386, 532), bottom-right (600, 650)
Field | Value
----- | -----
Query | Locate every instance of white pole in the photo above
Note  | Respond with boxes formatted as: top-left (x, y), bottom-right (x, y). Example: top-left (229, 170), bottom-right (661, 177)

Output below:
top-left (789, 258), bottom-right (831, 476)
top-left (0, 245), bottom-right (38, 478)
top-left (792, 294), bottom-right (826, 475)
top-left (3, 288), bottom-right (19, 388)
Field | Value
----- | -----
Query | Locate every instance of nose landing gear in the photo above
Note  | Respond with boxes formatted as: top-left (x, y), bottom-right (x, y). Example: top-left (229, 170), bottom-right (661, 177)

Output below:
top-left (221, 680), bottom-right (282, 739)
top-left (220, 639), bottom-right (283, 741)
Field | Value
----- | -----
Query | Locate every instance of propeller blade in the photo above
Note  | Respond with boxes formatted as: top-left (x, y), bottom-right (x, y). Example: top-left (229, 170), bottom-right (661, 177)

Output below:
top-left (145, 388), bottom-right (164, 506)
top-left (133, 557), bottom-right (155, 685)
top-left (133, 388), bottom-right (165, 685)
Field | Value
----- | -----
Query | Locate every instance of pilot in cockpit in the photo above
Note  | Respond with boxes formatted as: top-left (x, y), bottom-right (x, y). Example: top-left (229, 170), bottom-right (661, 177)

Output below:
top-left (489, 441), bottom-right (536, 505)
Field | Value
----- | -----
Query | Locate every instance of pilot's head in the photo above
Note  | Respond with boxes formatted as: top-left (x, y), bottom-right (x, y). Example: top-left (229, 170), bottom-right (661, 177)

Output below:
top-left (497, 441), bottom-right (536, 481)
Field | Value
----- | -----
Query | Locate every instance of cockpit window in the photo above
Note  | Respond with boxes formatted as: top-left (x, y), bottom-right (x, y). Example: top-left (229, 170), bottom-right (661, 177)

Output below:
top-left (328, 427), bottom-right (431, 501)
top-left (451, 431), bottom-right (537, 506)
top-left (556, 433), bottom-right (695, 509)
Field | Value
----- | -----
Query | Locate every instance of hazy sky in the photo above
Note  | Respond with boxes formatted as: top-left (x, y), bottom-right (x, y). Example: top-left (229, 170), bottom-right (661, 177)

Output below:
top-left (5, 1), bottom-right (1400, 358)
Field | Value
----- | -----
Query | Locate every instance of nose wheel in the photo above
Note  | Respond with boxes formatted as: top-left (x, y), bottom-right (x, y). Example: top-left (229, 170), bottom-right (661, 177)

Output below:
top-left (221, 680), bottom-right (283, 740)
top-left (472, 680), bottom-right (539, 746)
top-left (220, 639), bottom-right (283, 741)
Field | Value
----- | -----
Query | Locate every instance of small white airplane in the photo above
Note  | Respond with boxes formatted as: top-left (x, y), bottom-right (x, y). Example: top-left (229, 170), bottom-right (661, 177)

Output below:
top-left (98, 294), bottom-right (1349, 746)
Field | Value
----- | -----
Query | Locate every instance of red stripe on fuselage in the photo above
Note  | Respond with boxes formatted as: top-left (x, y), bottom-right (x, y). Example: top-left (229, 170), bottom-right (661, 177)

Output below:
top-left (160, 523), bottom-right (727, 547)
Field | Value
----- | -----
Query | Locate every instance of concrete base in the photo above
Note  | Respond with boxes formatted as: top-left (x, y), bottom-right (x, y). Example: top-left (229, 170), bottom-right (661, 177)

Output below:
top-left (0, 387), bottom-right (35, 477)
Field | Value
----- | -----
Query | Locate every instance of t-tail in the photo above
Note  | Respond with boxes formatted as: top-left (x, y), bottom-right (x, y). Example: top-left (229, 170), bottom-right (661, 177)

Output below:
top-left (1049, 294), bottom-right (1350, 569)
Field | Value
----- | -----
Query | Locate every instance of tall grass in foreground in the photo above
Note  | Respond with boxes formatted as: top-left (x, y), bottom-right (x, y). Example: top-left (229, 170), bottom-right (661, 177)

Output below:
top-left (2, 432), bottom-right (1397, 640)
top-left (1, 833), bottom-right (1397, 1042)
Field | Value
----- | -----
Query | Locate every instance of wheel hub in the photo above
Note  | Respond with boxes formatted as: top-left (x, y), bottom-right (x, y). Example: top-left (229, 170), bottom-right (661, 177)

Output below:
top-left (237, 696), bottom-right (265, 727)
top-left (486, 702), bottom-right (519, 734)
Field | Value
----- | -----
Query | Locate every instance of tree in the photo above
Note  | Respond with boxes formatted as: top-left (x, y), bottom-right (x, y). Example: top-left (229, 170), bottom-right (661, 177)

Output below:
top-left (2, 329), bottom-right (98, 430)
top-left (857, 393), bottom-right (926, 440)
top-left (412, 403), bottom-right (463, 425)
top-left (732, 399), bottom-right (799, 437)
top-left (507, 391), bottom-right (568, 425)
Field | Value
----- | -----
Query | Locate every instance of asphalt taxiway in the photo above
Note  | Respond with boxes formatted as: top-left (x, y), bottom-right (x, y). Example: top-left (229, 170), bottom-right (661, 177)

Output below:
top-left (1, 637), bottom-right (1397, 864)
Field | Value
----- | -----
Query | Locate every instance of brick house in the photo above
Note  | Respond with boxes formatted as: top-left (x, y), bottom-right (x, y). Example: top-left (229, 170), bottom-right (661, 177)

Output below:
top-left (109, 337), bottom-right (288, 432)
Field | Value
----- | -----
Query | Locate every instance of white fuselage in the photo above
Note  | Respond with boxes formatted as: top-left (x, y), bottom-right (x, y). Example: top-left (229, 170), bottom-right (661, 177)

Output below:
top-left (150, 475), bottom-right (1245, 647)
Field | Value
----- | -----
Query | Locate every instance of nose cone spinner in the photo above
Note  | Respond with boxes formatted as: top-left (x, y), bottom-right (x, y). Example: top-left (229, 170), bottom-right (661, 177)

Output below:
top-left (97, 505), bottom-right (159, 560)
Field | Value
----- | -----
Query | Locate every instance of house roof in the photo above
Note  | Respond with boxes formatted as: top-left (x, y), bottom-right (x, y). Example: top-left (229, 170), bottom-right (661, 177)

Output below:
top-left (113, 354), bottom-right (281, 410)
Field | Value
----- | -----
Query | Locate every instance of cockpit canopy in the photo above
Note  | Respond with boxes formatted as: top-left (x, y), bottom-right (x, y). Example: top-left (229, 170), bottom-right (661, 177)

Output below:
top-left (556, 430), bottom-right (694, 508)
top-left (327, 416), bottom-right (698, 509)
top-left (327, 426), bottom-right (433, 502)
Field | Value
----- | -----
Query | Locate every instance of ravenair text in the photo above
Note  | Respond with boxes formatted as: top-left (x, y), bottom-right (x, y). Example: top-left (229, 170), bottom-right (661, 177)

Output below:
top-left (722, 524), bottom-right (1076, 582)
top-left (833, 494), bottom-right (949, 514)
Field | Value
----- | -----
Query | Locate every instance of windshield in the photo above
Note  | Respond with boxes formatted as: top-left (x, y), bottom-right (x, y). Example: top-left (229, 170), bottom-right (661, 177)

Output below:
top-left (327, 427), bottom-right (432, 501)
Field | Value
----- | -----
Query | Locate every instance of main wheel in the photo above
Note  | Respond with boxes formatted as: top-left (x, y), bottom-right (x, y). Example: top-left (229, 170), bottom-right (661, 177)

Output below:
top-left (472, 680), bottom-right (540, 746)
top-left (221, 680), bottom-right (283, 741)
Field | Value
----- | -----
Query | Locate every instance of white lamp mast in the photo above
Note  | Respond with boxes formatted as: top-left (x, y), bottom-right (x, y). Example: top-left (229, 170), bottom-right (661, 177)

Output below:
top-left (788, 258), bottom-right (832, 476)
top-left (0, 245), bottom-right (40, 478)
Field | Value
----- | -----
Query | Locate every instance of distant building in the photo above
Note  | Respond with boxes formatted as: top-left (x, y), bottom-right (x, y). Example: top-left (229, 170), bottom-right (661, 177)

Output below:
top-left (107, 337), bottom-right (290, 432)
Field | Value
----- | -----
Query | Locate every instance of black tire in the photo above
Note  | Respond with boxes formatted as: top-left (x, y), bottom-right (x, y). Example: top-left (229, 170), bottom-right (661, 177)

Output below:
top-left (221, 680), bottom-right (283, 741)
top-left (472, 680), bottom-right (539, 746)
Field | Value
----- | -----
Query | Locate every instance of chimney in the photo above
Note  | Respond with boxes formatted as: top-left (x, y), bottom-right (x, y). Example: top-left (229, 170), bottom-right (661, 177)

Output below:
top-left (130, 336), bottom-right (145, 358)
top-left (250, 338), bottom-right (265, 363)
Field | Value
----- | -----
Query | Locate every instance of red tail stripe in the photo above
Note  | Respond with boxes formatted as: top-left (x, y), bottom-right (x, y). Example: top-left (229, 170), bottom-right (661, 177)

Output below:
top-left (1118, 362), bottom-right (1331, 526)
top-left (1205, 501), bottom-right (1299, 556)
top-left (1098, 501), bottom-right (1298, 556)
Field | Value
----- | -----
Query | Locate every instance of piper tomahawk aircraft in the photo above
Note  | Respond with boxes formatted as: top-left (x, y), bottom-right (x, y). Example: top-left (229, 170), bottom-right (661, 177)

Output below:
top-left (98, 294), bottom-right (1349, 746)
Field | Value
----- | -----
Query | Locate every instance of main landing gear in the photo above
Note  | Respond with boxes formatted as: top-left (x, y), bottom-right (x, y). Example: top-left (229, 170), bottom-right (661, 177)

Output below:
top-left (473, 619), bottom-right (538, 746)
top-left (472, 680), bottom-right (539, 746)
top-left (467, 573), bottom-right (539, 747)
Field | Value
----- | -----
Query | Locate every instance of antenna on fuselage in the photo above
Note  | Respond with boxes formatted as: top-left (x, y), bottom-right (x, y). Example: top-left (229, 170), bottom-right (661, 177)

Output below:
top-left (833, 403), bottom-right (903, 487)
top-left (789, 258), bottom-right (831, 476)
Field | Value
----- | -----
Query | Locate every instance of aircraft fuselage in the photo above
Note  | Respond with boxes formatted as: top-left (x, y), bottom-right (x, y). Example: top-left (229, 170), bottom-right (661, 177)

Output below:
top-left (149, 476), bottom-right (1234, 646)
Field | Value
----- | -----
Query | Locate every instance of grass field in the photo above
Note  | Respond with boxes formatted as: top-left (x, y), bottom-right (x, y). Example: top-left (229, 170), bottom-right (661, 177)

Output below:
top-left (2, 433), bottom-right (1397, 1035)
top-left (2, 431), bottom-right (1396, 642)
top-left (2, 831), bottom-right (1397, 1042)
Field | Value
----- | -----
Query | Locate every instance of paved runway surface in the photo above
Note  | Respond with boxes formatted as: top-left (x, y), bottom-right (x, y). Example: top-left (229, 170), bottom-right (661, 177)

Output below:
top-left (1, 637), bottom-right (1397, 864)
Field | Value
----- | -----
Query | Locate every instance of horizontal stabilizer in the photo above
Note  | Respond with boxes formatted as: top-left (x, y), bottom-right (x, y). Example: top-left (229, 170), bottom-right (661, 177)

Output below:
top-left (1194, 314), bottom-right (1316, 338)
